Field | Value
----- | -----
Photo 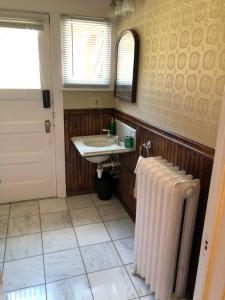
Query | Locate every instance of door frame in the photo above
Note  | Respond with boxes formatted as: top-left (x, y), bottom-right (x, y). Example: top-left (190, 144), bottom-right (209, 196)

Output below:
top-left (0, 11), bottom-right (67, 199)
top-left (193, 88), bottom-right (225, 300)
top-left (0, 273), bottom-right (3, 300)
top-left (49, 13), bottom-right (66, 198)
top-left (0, 11), bottom-right (60, 202)
top-left (1, 11), bottom-right (67, 199)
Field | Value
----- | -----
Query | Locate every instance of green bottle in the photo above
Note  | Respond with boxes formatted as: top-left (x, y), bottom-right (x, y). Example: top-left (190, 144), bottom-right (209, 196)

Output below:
top-left (109, 117), bottom-right (116, 135)
top-left (125, 136), bottom-right (134, 148)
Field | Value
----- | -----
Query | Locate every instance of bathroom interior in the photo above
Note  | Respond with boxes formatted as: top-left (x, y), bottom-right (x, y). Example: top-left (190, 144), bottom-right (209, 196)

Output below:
top-left (0, 0), bottom-right (225, 299)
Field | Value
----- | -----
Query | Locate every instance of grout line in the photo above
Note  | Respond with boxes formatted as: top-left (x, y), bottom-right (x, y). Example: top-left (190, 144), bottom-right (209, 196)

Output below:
top-left (43, 247), bottom-right (79, 256)
top-left (79, 240), bottom-right (115, 249)
top-left (71, 220), bottom-right (103, 228)
top-left (4, 253), bottom-right (42, 264)
top-left (87, 264), bottom-right (127, 276)
top-left (3, 247), bottom-right (79, 263)
top-left (65, 197), bottom-right (95, 300)
top-left (44, 272), bottom-right (86, 286)
top-left (68, 200), bottom-right (132, 227)
top-left (75, 238), bottom-right (109, 248)
top-left (97, 216), bottom-right (130, 223)
top-left (68, 205), bottom-right (95, 212)
top-left (39, 210), bottom-right (68, 216)
top-left (0, 199), bottom-right (39, 208)
top-left (6, 231), bottom-right (42, 240)
top-left (7, 208), bottom-right (73, 221)
top-left (7, 230), bottom-right (42, 239)
top-left (110, 235), bottom-right (135, 242)
top-left (6, 213), bottom-right (73, 239)
top-left (38, 220), bottom-right (72, 234)
top-left (103, 216), bottom-right (133, 224)
top-left (37, 201), bottom-right (48, 300)
top-left (1, 203), bottom-right (11, 278)
top-left (8, 213), bottom-right (40, 221)
top-left (95, 199), bottom-right (113, 242)
top-left (5, 282), bottom-right (47, 295)
top-left (9, 212), bottom-right (41, 219)
top-left (66, 193), bottom-right (95, 209)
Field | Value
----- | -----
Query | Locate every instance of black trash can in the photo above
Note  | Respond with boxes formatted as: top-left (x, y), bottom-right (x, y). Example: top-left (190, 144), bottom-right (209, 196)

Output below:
top-left (95, 172), bottom-right (114, 200)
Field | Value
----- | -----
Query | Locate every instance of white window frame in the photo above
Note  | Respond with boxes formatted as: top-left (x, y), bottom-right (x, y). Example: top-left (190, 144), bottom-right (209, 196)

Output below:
top-left (60, 15), bottom-right (116, 92)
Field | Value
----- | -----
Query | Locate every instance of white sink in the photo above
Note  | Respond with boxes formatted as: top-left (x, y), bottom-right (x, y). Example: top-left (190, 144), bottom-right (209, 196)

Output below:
top-left (83, 138), bottom-right (115, 148)
top-left (71, 135), bottom-right (136, 164)
top-left (86, 155), bottom-right (111, 163)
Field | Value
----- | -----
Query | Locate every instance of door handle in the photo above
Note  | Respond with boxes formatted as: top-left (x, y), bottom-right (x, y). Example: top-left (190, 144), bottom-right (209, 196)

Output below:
top-left (45, 120), bottom-right (51, 133)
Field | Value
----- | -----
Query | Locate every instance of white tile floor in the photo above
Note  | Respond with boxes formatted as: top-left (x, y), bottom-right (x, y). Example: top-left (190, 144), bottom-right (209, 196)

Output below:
top-left (0, 194), bottom-right (156, 300)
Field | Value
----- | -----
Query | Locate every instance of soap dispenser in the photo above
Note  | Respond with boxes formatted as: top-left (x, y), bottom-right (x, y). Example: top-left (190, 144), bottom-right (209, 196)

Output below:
top-left (109, 117), bottom-right (116, 135)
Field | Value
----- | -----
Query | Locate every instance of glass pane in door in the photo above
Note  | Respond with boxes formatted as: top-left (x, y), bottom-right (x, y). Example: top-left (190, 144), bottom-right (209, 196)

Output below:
top-left (0, 27), bottom-right (41, 89)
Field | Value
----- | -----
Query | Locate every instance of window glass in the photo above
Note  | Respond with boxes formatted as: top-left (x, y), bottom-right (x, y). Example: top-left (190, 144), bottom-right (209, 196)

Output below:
top-left (0, 27), bottom-right (41, 89)
top-left (61, 17), bottom-right (112, 87)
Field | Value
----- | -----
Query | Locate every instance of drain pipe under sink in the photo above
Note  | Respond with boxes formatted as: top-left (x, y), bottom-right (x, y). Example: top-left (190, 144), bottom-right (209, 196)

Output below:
top-left (96, 160), bottom-right (121, 179)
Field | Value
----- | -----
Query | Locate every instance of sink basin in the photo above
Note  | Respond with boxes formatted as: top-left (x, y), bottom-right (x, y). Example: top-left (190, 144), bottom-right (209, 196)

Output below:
top-left (86, 155), bottom-right (111, 163)
top-left (83, 138), bottom-right (114, 148)
top-left (71, 134), bottom-right (136, 164)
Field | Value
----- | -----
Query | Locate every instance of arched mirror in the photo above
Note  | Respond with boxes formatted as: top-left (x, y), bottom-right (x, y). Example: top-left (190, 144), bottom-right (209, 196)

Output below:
top-left (114, 29), bottom-right (139, 103)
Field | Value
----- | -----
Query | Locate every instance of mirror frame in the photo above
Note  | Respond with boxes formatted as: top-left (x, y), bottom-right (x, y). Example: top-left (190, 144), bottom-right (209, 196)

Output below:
top-left (114, 29), bottom-right (140, 103)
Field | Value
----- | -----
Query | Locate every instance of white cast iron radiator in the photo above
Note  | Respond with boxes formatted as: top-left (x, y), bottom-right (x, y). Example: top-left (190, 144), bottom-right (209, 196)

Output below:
top-left (133, 156), bottom-right (200, 300)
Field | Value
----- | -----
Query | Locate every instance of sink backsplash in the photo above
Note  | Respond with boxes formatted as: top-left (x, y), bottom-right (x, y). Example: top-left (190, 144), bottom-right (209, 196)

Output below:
top-left (115, 119), bottom-right (136, 145)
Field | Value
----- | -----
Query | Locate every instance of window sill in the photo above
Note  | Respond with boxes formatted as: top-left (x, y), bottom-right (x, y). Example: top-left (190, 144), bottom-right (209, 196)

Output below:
top-left (62, 87), bottom-right (114, 92)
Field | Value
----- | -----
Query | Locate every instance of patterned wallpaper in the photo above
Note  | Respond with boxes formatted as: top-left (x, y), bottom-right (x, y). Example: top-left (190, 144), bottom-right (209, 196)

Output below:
top-left (115, 0), bottom-right (225, 148)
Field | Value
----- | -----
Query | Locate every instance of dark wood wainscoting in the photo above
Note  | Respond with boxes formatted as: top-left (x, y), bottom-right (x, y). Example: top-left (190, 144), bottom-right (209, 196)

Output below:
top-left (114, 109), bottom-right (214, 296)
top-left (64, 108), bottom-right (214, 296)
top-left (64, 109), bottom-right (113, 195)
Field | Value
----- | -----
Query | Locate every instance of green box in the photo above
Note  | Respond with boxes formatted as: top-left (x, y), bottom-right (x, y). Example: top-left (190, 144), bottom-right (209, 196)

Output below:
top-left (124, 136), bottom-right (134, 148)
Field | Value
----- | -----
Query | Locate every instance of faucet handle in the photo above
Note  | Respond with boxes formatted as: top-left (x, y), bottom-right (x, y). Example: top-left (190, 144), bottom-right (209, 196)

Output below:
top-left (102, 128), bottom-right (111, 138)
top-left (115, 135), bottom-right (121, 145)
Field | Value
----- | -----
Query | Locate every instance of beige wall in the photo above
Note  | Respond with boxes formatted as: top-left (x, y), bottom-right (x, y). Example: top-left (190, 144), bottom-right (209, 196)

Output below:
top-left (0, 0), bottom-right (109, 16)
top-left (114, 0), bottom-right (225, 148)
top-left (63, 91), bottom-right (114, 109)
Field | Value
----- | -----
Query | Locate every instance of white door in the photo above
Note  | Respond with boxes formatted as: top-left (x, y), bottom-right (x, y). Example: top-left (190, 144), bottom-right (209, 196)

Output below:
top-left (193, 90), bottom-right (225, 300)
top-left (0, 13), bottom-right (56, 203)
top-left (0, 272), bottom-right (4, 300)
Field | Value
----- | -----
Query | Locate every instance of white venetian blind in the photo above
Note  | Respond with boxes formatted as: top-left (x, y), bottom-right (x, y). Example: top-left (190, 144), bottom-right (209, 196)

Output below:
top-left (0, 17), bottom-right (43, 30)
top-left (116, 32), bottom-right (135, 86)
top-left (61, 16), bottom-right (112, 88)
top-left (0, 12), bottom-right (48, 30)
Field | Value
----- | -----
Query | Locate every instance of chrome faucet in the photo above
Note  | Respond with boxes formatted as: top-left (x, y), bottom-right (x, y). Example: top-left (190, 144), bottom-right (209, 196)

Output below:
top-left (115, 135), bottom-right (121, 145)
top-left (102, 129), bottom-right (111, 138)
